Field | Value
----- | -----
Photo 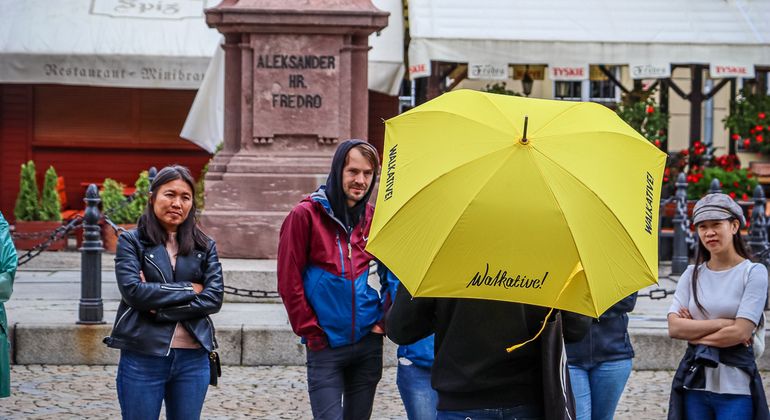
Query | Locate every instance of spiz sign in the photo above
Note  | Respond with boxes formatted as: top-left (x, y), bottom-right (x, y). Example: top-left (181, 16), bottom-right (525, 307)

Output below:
top-left (710, 64), bottom-right (755, 79)
top-left (549, 65), bottom-right (589, 81)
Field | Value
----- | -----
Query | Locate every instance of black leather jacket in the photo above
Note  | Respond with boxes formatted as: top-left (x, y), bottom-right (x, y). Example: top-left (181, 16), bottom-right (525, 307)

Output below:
top-left (104, 229), bottom-right (224, 356)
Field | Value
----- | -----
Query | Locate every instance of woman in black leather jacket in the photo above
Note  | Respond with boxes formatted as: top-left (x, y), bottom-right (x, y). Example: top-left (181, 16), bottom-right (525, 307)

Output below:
top-left (104, 165), bottom-right (224, 420)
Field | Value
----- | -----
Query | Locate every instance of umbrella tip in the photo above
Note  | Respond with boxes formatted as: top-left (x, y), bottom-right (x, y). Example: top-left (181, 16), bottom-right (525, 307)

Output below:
top-left (519, 115), bottom-right (529, 145)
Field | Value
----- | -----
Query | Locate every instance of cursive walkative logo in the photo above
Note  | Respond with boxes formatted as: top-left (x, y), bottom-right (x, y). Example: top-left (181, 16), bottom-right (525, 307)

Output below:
top-left (466, 264), bottom-right (549, 290)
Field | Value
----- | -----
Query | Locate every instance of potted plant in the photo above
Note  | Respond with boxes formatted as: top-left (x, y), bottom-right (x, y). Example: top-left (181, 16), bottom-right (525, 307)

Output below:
top-left (724, 89), bottom-right (770, 156)
top-left (616, 88), bottom-right (669, 150)
top-left (687, 165), bottom-right (758, 202)
top-left (100, 171), bottom-right (149, 252)
top-left (13, 162), bottom-right (66, 250)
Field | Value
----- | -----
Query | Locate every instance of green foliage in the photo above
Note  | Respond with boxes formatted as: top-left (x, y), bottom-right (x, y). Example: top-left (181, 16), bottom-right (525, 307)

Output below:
top-left (616, 88), bottom-right (669, 148)
top-left (686, 166), bottom-right (757, 201)
top-left (724, 89), bottom-right (770, 154)
top-left (39, 166), bottom-right (61, 221)
top-left (100, 178), bottom-right (134, 224)
top-left (13, 161), bottom-right (40, 221)
top-left (128, 171), bottom-right (150, 222)
top-left (481, 82), bottom-right (522, 97)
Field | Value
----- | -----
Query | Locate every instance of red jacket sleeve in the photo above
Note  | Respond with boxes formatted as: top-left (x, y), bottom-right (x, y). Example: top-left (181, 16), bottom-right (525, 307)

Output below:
top-left (277, 204), bottom-right (327, 351)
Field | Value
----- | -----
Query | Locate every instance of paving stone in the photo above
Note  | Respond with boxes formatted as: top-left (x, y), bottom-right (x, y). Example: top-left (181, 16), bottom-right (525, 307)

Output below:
top-left (3, 365), bottom-right (768, 419)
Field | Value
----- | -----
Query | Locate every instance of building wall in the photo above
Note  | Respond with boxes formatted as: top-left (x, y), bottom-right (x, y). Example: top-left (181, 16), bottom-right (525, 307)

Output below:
top-left (456, 67), bottom-right (734, 157)
top-left (0, 84), bottom-right (212, 221)
top-left (367, 90), bottom-right (399, 156)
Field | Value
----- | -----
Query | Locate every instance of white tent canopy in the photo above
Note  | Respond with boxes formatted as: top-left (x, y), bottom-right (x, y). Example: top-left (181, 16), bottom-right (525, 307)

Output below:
top-left (407, 0), bottom-right (770, 78)
top-left (0, 0), bottom-right (404, 92)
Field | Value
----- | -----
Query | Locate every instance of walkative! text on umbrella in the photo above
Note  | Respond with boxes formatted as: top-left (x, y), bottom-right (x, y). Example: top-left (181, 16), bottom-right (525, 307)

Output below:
top-left (466, 263), bottom-right (549, 290)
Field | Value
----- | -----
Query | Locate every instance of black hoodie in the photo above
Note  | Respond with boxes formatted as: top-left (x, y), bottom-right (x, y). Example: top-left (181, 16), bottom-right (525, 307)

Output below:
top-left (325, 139), bottom-right (378, 230)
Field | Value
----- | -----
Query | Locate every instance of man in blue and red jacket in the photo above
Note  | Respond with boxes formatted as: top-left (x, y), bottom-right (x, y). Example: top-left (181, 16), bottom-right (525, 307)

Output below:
top-left (277, 140), bottom-right (386, 420)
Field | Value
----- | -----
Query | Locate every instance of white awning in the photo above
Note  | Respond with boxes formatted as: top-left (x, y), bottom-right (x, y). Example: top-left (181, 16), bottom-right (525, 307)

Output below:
top-left (180, 0), bottom-right (404, 153)
top-left (0, 0), bottom-right (405, 93)
top-left (407, 0), bottom-right (770, 78)
top-left (0, 0), bottom-right (221, 89)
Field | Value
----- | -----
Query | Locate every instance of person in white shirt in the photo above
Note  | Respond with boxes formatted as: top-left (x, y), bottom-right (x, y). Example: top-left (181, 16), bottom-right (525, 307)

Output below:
top-left (667, 193), bottom-right (769, 420)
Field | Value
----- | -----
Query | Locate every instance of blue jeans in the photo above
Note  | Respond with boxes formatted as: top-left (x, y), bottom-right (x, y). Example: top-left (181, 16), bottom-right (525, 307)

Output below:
top-left (306, 333), bottom-right (383, 420)
top-left (436, 406), bottom-right (542, 420)
top-left (684, 389), bottom-right (753, 420)
top-left (568, 358), bottom-right (632, 420)
top-left (117, 348), bottom-right (210, 420)
top-left (397, 360), bottom-right (438, 420)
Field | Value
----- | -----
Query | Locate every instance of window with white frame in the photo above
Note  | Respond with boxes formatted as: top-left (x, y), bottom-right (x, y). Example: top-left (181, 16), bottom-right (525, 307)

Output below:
top-left (553, 66), bottom-right (620, 104)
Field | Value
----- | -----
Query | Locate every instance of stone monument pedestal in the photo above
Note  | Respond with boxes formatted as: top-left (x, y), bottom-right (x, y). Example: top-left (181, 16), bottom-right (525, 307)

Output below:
top-left (201, 1), bottom-right (388, 258)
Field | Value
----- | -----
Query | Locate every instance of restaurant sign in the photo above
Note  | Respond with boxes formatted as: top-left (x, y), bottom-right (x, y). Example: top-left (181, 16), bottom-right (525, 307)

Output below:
top-left (709, 63), bottom-right (755, 79)
top-left (468, 62), bottom-right (509, 80)
top-left (90, 0), bottom-right (207, 20)
top-left (549, 65), bottom-right (589, 81)
top-left (629, 63), bottom-right (671, 80)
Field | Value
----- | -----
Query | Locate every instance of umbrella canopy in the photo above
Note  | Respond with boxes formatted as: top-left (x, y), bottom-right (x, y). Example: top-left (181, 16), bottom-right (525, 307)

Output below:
top-left (366, 89), bottom-right (667, 318)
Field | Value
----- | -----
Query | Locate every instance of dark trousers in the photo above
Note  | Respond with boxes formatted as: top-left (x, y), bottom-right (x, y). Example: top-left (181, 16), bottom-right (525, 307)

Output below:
top-left (306, 333), bottom-right (384, 420)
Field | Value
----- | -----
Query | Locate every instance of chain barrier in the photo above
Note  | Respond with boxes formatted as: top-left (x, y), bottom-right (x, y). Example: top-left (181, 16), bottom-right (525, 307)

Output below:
top-left (223, 285), bottom-right (280, 299)
top-left (15, 216), bottom-right (84, 266)
top-left (102, 215), bottom-right (128, 235)
top-left (221, 263), bottom-right (378, 300)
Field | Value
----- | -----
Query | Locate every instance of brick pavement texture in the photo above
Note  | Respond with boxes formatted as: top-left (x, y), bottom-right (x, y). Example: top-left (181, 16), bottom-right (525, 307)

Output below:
top-left (5, 366), bottom-right (768, 419)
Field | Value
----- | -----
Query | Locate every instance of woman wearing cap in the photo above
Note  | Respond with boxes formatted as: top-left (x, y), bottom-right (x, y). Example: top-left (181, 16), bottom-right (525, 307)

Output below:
top-left (667, 193), bottom-right (769, 420)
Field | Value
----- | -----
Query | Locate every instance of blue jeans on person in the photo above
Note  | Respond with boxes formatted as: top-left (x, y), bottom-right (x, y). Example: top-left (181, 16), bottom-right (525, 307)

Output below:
top-left (684, 389), bottom-right (753, 420)
top-left (436, 406), bottom-right (543, 420)
top-left (306, 333), bottom-right (384, 420)
top-left (568, 358), bottom-right (632, 420)
top-left (117, 348), bottom-right (210, 420)
top-left (397, 359), bottom-right (438, 420)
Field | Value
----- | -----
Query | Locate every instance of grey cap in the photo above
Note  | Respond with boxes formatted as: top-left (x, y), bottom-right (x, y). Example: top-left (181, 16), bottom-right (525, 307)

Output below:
top-left (692, 193), bottom-right (746, 227)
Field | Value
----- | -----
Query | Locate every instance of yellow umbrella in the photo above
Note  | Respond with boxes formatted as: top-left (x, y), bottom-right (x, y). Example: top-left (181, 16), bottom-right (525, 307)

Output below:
top-left (367, 89), bottom-right (667, 319)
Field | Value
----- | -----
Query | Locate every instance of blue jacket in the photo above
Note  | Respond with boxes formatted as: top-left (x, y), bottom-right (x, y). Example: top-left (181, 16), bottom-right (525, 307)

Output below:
top-left (565, 293), bottom-right (636, 368)
top-left (381, 269), bottom-right (434, 369)
top-left (278, 188), bottom-right (385, 350)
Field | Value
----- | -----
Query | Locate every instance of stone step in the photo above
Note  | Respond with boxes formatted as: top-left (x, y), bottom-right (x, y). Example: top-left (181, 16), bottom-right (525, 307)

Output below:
top-left (10, 321), bottom-right (770, 369)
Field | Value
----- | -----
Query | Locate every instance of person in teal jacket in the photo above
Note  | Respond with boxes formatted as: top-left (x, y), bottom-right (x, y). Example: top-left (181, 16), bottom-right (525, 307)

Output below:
top-left (0, 212), bottom-right (17, 398)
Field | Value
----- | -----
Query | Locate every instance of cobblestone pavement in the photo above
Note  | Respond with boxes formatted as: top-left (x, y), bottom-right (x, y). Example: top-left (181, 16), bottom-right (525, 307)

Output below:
top-left (5, 366), bottom-right (763, 419)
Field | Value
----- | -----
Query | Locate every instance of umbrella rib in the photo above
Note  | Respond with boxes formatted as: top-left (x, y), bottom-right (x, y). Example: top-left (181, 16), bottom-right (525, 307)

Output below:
top-left (532, 145), bottom-right (655, 279)
top-left (525, 147), bottom-right (599, 315)
top-left (529, 130), bottom-right (647, 144)
top-left (481, 93), bottom-right (520, 138)
top-left (412, 148), bottom-right (517, 296)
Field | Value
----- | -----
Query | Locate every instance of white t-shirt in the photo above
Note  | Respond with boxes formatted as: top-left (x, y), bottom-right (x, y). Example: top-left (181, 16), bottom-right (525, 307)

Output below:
top-left (668, 259), bottom-right (768, 395)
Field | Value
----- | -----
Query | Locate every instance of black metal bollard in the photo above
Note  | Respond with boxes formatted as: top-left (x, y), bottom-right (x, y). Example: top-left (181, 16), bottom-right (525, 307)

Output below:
top-left (749, 185), bottom-right (770, 260)
top-left (708, 178), bottom-right (722, 194)
top-left (149, 166), bottom-right (157, 186)
top-left (672, 173), bottom-right (690, 275)
top-left (78, 184), bottom-right (105, 324)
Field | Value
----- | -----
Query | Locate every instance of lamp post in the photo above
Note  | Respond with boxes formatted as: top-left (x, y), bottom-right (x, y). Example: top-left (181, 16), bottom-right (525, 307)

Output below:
top-left (522, 65), bottom-right (534, 97)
